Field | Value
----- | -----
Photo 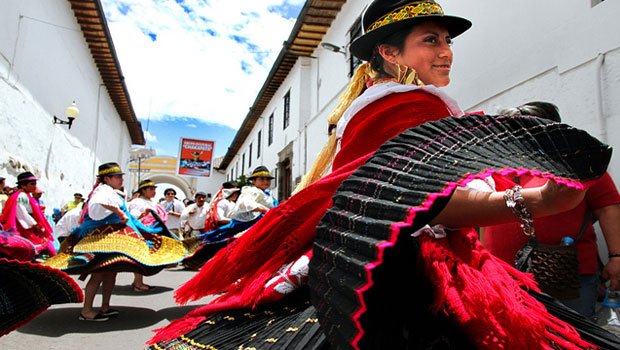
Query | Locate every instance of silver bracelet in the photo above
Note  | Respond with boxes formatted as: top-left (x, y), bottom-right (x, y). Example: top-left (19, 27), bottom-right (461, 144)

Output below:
top-left (504, 186), bottom-right (536, 237)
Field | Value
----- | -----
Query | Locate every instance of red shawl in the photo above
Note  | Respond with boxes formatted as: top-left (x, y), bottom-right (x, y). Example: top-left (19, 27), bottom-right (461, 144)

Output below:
top-left (203, 187), bottom-right (225, 232)
top-left (0, 190), bottom-right (55, 256)
top-left (150, 88), bottom-right (593, 349)
top-left (150, 90), bottom-right (453, 343)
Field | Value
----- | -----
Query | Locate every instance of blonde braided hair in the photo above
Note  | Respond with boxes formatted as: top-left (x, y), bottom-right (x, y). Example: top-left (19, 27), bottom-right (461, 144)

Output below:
top-left (293, 61), bottom-right (424, 193)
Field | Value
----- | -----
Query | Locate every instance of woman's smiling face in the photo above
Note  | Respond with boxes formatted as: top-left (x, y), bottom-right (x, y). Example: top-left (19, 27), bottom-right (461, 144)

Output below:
top-left (391, 21), bottom-right (454, 87)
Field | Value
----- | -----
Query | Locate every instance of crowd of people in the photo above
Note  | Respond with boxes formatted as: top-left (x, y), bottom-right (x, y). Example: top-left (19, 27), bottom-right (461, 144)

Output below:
top-left (2, 0), bottom-right (620, 348)
top-left (0, 162), bottom-right (279, 326)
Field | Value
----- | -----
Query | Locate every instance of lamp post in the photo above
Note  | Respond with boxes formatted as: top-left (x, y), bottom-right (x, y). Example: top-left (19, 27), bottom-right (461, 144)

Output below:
top-left (129, 146), bottom-right (156, 189)
top-left (321, 42), bottom-right (347, 56)
top-left (53, 101), bottom-right (79, 129)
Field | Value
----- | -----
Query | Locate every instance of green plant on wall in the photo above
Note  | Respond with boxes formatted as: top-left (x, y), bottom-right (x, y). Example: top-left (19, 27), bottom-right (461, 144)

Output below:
top-left (235, 175), bottom-right (248, 188)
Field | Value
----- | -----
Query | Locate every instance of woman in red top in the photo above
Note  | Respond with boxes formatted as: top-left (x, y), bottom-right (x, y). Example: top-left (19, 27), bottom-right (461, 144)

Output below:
top-left (480, 102), bottom-right (620, 319)
top-left (149, 1), bottom-right (603, 349)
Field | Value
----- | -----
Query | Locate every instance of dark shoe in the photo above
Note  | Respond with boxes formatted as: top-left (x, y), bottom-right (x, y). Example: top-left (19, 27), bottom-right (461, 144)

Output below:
top-left (100, 308), bottom-right (120, 317)
top-left (78, 312), bottom-right (109, 322)
top-left (131, 283), bottom-right (155, 292)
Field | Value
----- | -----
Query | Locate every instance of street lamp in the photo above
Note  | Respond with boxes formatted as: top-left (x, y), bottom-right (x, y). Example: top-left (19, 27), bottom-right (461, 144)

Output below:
top-left (321, 42), bottom-right (347, 56)
top-left (53, 101), bottom-right (79, 129)
top-left (129, 147), bottom-right (156, 186)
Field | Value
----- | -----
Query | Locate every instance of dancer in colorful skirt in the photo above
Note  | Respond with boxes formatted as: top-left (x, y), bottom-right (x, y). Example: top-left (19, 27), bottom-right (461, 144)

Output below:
top-left (203, 181), bottom-right (240, 232)
top-left (128, 179), bottom-right (170, 292)
top-left (182, 167), bottom-right (277, 270)
top-left (0, 171), bottom-right (55, 258)
top-left (181, 183), bottom-right (241, 270)
top-left (0, 228), bottom-right (82, 336)
top-left (149, 1), bottom-right (620, 349)
top-left (197, 166), bottom-right (277, 244)
top-left (44, 162), bottom-right (186, 322)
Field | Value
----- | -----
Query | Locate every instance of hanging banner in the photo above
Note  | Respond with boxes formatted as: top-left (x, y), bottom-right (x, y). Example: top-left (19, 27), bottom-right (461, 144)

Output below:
top-left (178, 138), bottom-right (215, 177)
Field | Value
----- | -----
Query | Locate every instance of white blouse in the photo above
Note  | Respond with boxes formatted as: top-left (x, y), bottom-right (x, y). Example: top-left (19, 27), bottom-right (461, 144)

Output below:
top-left (88, 184), bottom-right (124, 221)
top-left (16, 192), bottom-right (37, 229)
top-left (336, 81), bottom-right (463, 139)
top-left (231, 186), bottom-right (276, 222)
top-left (128, 197), bottom-right (156, 219)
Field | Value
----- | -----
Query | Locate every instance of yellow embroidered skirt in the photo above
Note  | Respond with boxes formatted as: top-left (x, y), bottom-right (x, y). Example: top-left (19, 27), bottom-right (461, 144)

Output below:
top-left (43, 223), bottom-right (187, 275)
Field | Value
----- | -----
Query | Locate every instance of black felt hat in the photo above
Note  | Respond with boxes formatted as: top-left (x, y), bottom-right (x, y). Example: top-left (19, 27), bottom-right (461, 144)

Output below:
top-left (349, 0), bottom-right (472, 61)
top-left (248, 166), bottom-right (274, 180)
top-left (16, 172), bottom-right (37, 184)
top-left (97, 162), bottom-right (124, 177)
top-left (138, 179), bottom-right (157, 191)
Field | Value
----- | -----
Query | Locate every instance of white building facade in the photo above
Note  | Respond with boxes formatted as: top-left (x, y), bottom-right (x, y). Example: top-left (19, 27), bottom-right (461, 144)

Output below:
top-left (221, 0), bottom-right (620, 202)
top-left (1, 0), bottom-right (145, 210)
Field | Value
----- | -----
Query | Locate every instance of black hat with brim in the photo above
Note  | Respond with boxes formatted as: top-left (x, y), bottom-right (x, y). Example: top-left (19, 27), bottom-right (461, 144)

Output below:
top-left (248, 166), bottom-right (275, 180)
top-left (138, 179), bottom-right (157, 190)
top-left (350, 0), bottom-right (472, 61)
top-left (97, 162), bottom-right (124, 177)
top-left (16, 172), bottom-right (37, 184)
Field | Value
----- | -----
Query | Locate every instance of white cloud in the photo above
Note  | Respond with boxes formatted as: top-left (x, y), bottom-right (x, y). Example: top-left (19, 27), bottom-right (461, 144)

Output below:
top-left (144, 130), bottom-right (158, 143)
top-left (187, 123), bottom-right (197, 128)
top-left (101, 0), bottom-right (303, 129)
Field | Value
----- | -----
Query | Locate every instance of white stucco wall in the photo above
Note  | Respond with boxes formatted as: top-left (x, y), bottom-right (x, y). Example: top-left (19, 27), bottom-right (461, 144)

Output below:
top-left (442, 0), bottom-right (620, 180)
top-left (1, 0), bottom-right (136, 211)
top-left (227, 0), bottom-right (620, 201)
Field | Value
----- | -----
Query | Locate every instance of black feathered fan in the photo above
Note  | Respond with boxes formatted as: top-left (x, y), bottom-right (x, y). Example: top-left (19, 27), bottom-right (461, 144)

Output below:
top-left (0, 258), bottom-right (83, 336)
top-left (309, 114), bottom-right (614, 349)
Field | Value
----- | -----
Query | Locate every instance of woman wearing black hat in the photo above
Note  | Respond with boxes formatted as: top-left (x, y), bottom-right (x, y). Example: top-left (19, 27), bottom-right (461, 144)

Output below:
top-left (180, 166), bottom-right (277, 270)
top-left (181, 183), bottom-right (242, 270)
top-left (197, 165), bottom-right (277, 243)
top-left (0, 172), bottom-right (83, 336)
top-left (150, 1), bottom-right (609, 349)
top-left (44, 163), bottom-right (186, 322)
top-left (128, 179), bottom-right (168, 292)
top-left (0, 171), bottom-right (56, 258)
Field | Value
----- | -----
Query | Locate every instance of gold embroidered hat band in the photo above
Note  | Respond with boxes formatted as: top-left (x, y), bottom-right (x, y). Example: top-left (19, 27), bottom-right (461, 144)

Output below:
top-left (248, 166), bottom-right (275, 180)
top-left (349, 0), bottom-right (471, 61)
top-left (367, 2), bottom-right (444, 33)
top-left (98, 162), bottom-right (125, 176)
top-left (138, 180), bottom-right (157, 190)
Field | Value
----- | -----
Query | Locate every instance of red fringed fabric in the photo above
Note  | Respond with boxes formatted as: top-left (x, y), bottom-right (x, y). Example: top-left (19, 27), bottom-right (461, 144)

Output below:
top-left (149, 90), bottom-right (454, 344)
top-left (417, 228), bottom-right (594, 349)
top-left (203, 187), bottom-right (225, 232)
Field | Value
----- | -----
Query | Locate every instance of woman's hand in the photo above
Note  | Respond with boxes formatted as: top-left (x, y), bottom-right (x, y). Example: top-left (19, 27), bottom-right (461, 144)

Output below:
top-left (602, 258), bottom-right (620, 291)
top-left (139, 208), bottom-right (151, 219)
top-left (536, 180), bottom-right (586, 217)
top-left (32, 223), bottom-right (43, 235)
top-left (119, 213), bottom-right (129, 225)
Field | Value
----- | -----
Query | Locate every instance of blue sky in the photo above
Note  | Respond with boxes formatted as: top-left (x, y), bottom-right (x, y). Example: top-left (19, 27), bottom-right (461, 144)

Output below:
top-left (99, 0), bottom-right (304, 158)
top-left (142, 117), bottom-right (237, 158)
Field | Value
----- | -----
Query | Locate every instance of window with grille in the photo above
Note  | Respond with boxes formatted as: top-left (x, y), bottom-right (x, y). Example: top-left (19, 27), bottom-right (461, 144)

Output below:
top-left (349, 17), bottom-right (363, 77)
top-left (283, 90), bottom-right (290, 130)
top-left (241, 153), bottom-right (245, 175)
top-left (257, 131), bottom-right (262, 158)
top-left (248, 143), bottom-right (252, 167)
top-left (268, 113), bottom-right (274, 145)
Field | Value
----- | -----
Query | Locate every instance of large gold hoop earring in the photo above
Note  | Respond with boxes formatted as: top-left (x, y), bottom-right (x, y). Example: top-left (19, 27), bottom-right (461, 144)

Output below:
top-left (395, 64), bottom-right (424, 86)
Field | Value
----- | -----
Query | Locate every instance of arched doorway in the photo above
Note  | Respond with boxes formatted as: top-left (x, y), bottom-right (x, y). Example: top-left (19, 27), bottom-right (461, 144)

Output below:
top-left (147, 173), bottom-right (193, 200)
top-left (127, 156), bottom-right (196, 199)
